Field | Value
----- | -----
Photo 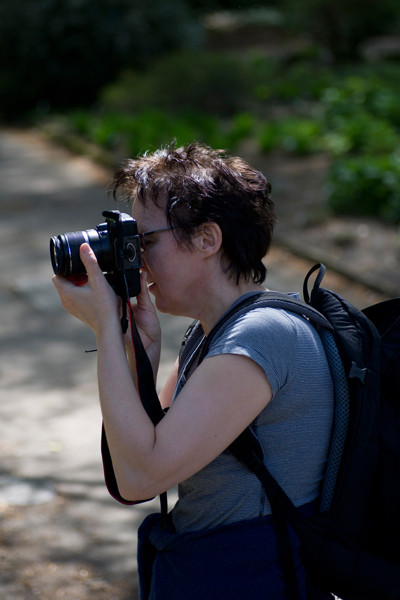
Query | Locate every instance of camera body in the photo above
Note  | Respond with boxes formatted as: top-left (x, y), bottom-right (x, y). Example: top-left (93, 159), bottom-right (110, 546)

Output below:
top-left (50, 210), bottom-right (142, 298)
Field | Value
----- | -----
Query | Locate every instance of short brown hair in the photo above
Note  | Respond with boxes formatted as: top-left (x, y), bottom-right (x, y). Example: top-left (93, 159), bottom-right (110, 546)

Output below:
top-left (110, 141), bottom-right (276, 284)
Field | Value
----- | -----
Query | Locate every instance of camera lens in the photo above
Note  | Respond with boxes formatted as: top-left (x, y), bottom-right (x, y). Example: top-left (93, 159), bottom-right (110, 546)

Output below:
top-left (50, 227), bottom-right (113, 276)
top-left (50, 230), bottom-right (90, 276)
top-left (50, 211), bottom-right (142, 298)
top-left (50, 236), bottom-right (64, 273)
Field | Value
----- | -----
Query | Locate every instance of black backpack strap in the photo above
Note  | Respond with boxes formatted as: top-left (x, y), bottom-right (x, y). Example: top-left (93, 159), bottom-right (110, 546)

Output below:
top-left (178, 319), bottom-right (205, 382)
top-left (184, 289), bottom-right (334, 600)
top-left (176, 284), bottom-right (343, 598)
top-left (198, 290), bottom-right (333, 364)
top-left (175, 299), bottom-right (308, 599)
top-left (229, 429), bottom-right (305, 600)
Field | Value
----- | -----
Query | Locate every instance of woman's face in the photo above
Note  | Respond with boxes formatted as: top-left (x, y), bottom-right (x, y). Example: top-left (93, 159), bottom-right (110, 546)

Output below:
top-left (132, 198), bottom-right (202, 316)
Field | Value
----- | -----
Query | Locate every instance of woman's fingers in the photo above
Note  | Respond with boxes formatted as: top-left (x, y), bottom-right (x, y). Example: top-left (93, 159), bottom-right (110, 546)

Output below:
top-left (135, 271), bottom-right (152, 308)
top-left (52, 243), bottom-right (119, 331)
top-left (79, 243), bottom-right (103, 281)
top-left (66, 274), bottom-right (88, 286)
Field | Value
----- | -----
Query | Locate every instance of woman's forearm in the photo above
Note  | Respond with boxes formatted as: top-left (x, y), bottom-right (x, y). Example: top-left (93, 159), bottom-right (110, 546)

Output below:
top-left (96, 323), bottom-right (158, 497)
top-left (125, 332), bottom-right (161, 387)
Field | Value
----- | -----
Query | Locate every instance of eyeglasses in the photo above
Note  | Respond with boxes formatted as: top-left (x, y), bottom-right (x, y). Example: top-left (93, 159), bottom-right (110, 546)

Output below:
top-left (139, 226), bottom-right (177, 251)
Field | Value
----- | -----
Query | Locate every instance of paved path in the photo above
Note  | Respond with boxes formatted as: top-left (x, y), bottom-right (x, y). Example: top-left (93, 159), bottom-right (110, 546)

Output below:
top-left (0, 129), bottom-right (389, 599)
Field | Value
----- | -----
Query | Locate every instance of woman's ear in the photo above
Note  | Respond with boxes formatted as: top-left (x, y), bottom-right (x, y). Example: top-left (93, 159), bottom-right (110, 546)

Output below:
top-left (193, 222), bottom-right (222, 256)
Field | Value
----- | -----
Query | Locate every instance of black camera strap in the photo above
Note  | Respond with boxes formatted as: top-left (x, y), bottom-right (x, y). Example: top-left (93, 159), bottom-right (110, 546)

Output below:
top-left (101, 273), bottom-right (167, 516)
top-left (126, 299), bottom-right (168, 516)
top-left (126, 301), bottom-right (165, 426)
top-left (119, 274), bottom-right (130, 334)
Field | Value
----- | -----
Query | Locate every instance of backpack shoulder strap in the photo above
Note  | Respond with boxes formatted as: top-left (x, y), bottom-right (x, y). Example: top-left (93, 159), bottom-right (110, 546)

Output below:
top-left (178, 319), bottom-right (205, 382)
top-left (175, 283), bottom-right (343, 600)
top-left (198, 290), bottom-right (333, 364)
top-left (178, 290), bottom-right (333, 376)
top-left (181, 281), bottom-right (348, 513)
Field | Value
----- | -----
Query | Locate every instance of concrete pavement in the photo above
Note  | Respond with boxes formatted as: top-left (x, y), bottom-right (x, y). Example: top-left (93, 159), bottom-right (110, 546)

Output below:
top-left (0, 128), bottom-right (391, 599)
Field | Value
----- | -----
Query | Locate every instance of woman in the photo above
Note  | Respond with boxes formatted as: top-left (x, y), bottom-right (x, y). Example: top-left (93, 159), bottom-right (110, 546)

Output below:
top-left (53, 142), bottom-right (333, 599)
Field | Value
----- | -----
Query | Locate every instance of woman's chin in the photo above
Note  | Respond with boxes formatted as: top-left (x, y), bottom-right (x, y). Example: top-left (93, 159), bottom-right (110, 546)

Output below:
top-left (149, 284), bottom-right (164, 309)
top-left (152, 290), bottom-right (172, 315)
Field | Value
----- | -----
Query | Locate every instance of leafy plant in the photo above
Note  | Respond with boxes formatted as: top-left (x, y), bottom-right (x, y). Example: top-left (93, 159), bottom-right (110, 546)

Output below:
top-left (320, 73), bottom-right (400, 126)
top-left (327, 154), bottom-right (400, 223)
top-left (321, 112), bottom-right (399, 156)
top-left (99, 51), bottom-right (259, 117)
top-left (48, 107), bottom-right (255, 161)
top-left (258, 118), bottom-right (321, 155)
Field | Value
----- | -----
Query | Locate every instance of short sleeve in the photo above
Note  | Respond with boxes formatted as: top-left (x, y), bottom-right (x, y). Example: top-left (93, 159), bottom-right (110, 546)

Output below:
top-left (205, 307), bottom-right (310, 396)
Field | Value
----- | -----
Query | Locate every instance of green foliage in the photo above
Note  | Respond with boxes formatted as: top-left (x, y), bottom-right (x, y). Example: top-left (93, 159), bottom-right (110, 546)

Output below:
top-left (320, 70), bottom-right (400, 127)
top-left (50, 49), bottom-right (400, 225)
top-left (259, 119), bottom-right (321, 155)
top-left (16, 0), bottom-right (398, 224)
top-left (321, 112), bottom-right (399, 157)
top-left (53, 108), bottom-right (255, 159)
top-left (328, 154), bottom-right (400, 222)
top-left (0, 0), bottom-right (202, 119)
top-left (270, 60), bottom-right (335, 102)
top-left (100, 51), bottom-right (259, 117)
top-left (315, 71), bottom-right (400, 222)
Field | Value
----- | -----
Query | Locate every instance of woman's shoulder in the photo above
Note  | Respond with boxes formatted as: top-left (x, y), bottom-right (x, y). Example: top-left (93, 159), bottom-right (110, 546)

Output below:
top-left (205, 294), bottom-right (327, 397)
top-left (207, 294), bottom-right (324, 367)
top-left (218, 294), bottom-right (316, 342)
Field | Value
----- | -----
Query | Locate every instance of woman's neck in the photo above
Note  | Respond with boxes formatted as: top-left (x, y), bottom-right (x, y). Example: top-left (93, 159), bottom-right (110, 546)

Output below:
top-left (197, 278), bottom-right (267, 336)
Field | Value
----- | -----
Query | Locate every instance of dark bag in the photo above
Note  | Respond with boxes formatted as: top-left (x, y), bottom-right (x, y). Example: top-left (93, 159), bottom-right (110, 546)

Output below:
top-left (178, 263), bottom-right (400, 600)
top-left (137, 503), bottom-right (321, 600)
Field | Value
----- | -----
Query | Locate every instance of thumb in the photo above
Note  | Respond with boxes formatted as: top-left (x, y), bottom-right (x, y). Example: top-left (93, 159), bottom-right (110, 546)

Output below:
top-left (136, 270), bottom-right (152, 308)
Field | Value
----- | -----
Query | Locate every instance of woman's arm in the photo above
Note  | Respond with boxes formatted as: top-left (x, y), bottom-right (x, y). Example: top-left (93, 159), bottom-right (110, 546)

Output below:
top-left (53, 244), bottom-right (272, 501)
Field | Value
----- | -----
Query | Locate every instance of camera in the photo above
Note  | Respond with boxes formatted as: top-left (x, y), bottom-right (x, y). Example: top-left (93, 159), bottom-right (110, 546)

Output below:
top-left (50, 210), bottom-right (142, 298)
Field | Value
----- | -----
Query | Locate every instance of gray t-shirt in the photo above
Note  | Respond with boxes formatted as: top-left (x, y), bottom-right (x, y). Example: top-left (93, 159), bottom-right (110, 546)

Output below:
top-left (171, 297), bottom-right (334, 533)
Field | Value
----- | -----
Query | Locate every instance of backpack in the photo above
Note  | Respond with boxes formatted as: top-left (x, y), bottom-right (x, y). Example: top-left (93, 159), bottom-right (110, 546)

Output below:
top-left (177, 263), bottom-right (400, 600)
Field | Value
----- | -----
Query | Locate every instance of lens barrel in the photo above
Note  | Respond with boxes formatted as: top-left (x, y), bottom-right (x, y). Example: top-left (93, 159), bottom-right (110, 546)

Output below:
top-left (50, 227), bottom-right (113, 276)
top-left (50, 211), bottom-right (141, 298)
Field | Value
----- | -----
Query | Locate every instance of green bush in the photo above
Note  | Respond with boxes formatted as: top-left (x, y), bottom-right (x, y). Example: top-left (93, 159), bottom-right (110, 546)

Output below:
top-left (321, 111), bottom-right (399, 156)
top-left (277, 118), bottom-right (322, 154)
top-left (320, 73), bottom-right (400, 125)
top-left (101, 49), bottom-right (329, 116)
top-left (99, 51), bottom-right (259, 117)
top-left (258, 122), bottom-right (279, 154)
top-left (258, 118), bottom-right (321, 155)
top-left (54, 108), bottom-right (255, 159)
top-left (271, 61), bottom-right (335, 102)
top-left (327, 154), bottom-right (400, 223)
top-left (31, 29), bottom-right (400, 226)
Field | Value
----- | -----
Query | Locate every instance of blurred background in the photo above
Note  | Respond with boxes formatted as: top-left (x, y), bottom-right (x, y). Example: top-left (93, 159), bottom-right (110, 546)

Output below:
top-left (2, 0), bottom-right (400, 227)
top-left (0, 1), bottom-right (399, 598)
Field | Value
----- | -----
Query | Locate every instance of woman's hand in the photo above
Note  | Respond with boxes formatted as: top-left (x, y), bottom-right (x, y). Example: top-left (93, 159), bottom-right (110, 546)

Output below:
top-left (52, 243), bottom-right (120, 336)
top-left (53, 243), bottom-right (162, 376)
top-left (125, 270), bottom-right (162, 377)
